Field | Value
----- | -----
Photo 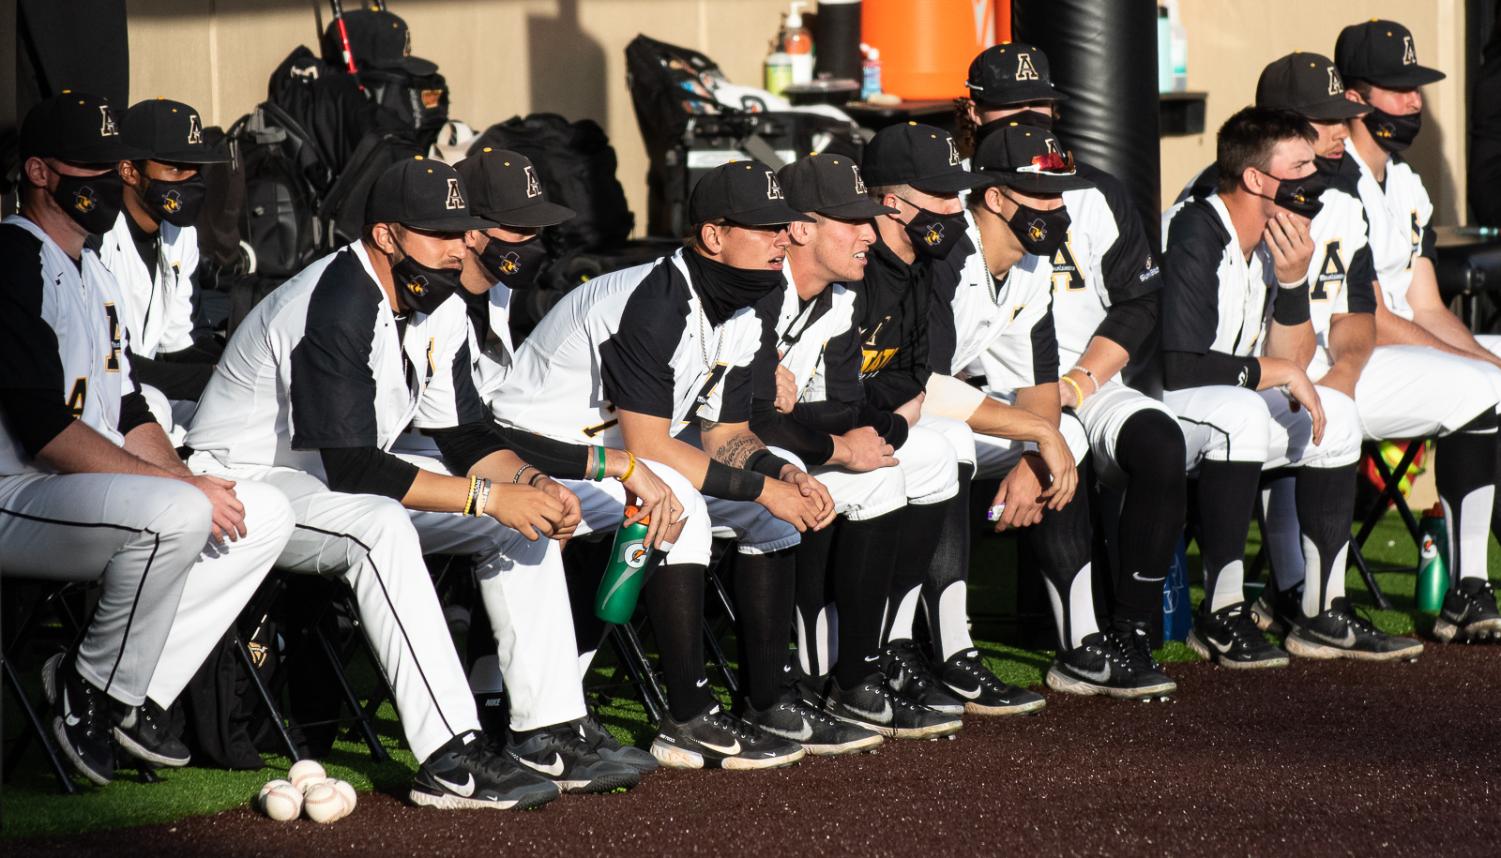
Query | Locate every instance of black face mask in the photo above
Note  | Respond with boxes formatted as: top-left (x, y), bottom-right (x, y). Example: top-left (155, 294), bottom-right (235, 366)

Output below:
top-left (1003, 196), bottom-right (1071, 258)
top-left (391, 241), bottom-right (463, 315)
top-left (899, 200), bottom-right (967, 260)
top-left (142, 174), bottom-right (206, 228)
top-left (51, 168), bottom-right (124, 236)
top-left (1251, 170), bottom-right (1328, 219)
top-left (1362, 106), bottom-right (1422, 153)
top-left (976, 110), bottom-right (1055, 146)
top-left (477, 235), bottom-right (548, 290)
top-left (1313, 154), bottom-right (1344, 180)
top-left (684, 248), bottom-right (786, 327)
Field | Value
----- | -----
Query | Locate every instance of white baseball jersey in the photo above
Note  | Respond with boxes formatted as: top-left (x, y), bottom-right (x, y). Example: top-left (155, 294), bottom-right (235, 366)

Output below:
top-left (95, 212), bottom-right (199, 358)
top-left (929, 208), bottom-right (1059, 395)
top-left (771, 267), bottom-right (860, 405)
top-left (186, 241), bottom-right (480, 480)
top-left (0, 215), bottom-right (140, 476)
top-left (488, 248), bottom-right (765, 446)
top-left (1345, 144), bottom-right (1435, 320)
top-left (1051, 165), bottom-right (1162, 365)
top-left (462, 282), bottom-right (517, 395)
top-left (1160, 194), bottom-right (1275, 360)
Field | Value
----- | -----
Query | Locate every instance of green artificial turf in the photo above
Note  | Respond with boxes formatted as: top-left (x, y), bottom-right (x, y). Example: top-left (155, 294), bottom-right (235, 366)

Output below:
top-left (0, 512), bottom-right (1452, 839)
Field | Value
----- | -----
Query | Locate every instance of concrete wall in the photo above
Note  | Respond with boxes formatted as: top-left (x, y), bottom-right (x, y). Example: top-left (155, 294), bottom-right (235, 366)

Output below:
top-left (123, 1), bottom-right (1471, 231)
top-left (1164, 0), bottom-right (1468, 223)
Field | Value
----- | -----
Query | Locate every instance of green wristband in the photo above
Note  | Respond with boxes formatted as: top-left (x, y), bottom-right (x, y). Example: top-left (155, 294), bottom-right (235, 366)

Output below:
top-left (594, 446), bottom-right (608, 481)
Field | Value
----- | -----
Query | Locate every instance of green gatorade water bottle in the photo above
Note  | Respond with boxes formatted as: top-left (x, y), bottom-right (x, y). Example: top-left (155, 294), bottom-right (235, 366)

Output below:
top-left (594, 505), bottom-right (652, 624)
top-left (1416, 503), bottom-right (1449, 616)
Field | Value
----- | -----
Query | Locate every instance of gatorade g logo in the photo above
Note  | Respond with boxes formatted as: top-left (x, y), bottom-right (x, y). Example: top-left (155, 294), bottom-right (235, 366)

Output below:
top-left (405, 274), bottom-right (429, 296)
top-left (851, 165), bottom-right (866, 195)
top-left (1015, 52), bottom-right (1041, 82)
top-left (1402, 35), bottom-right (1417, 66)
top-left (498, 251), bottom-right (521, 275)
top-left (924, 222), bottom-right (945, 246)
top-left (72, 185), bottom-right (98, 213)
top-left (1027, 218), bottom-right (1047, 243)
top-left (1327, 66), bottom-right (1344, 96)
top-left (946, 136), bottom-right (960, 166)
top-left (161, 188), bottom-right (183, 214)
top-left (98, 106), bottom-right (118, 137)
top-left (766, 171), bottom-right (784, 200)
top-left (187, 114), bottom-right (203, 145)
top-left (620, 540), bottom-right (649, 569)
top-left (524, 165), bottom-right (542, 198)
top-left (444, 177), bottom-right (465, 210)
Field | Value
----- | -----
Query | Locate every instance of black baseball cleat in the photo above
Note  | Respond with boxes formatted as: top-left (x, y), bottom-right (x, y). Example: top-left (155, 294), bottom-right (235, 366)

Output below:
top-left (508, 723), bottom-right (641, 793)
top-left (742, 698), bottom-right (883, 755)
top-left (113, 698), bottom-right (190, 767)
top-left (1187, 602), bottom-right (1290, 669)
top-left (1106, 620), bottom-right (1179, 697)
top-left (880, 639), bottom-right (964, 715)
top-left (650, 705), bottom-right (805, 770)
top-left (1046, 632), bottom-right (1176, 699)
top-left (410, 730), bottom-right (560, 810)
top-left (572, 716), bottom-right (658, 774)
top-left (824, 677), bottom-right (963, 739)
top-left (1433, 578), bottom-right (1501, 643)
top-left (1285, 598), bottom-right (1424, 661)
top-left (939, 649), bottom-right (1046, 716)
top-left (1249, 586), bottom-right (1302, 637)
top-left (42, 652), bottom-right (115, 786)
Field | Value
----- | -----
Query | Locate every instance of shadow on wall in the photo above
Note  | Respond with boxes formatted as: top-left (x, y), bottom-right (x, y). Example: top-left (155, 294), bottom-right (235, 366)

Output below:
top-left (527, 0), bottom-right (606, 125)
top-left (1411, 102), bottom-right (1457, 226)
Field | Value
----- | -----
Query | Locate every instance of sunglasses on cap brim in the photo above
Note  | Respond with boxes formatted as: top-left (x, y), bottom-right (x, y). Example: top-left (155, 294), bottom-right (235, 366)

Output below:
top-left (1015, 150), bottom-right (1077, 176)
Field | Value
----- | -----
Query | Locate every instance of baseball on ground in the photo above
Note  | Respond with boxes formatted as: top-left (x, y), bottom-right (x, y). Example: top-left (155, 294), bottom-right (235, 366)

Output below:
top-left (256, 781), bottom-right (302, 822)
top-left (288, 759), bottom-right (326, 791)
top-left (302, 782), bottom-right (343, 823)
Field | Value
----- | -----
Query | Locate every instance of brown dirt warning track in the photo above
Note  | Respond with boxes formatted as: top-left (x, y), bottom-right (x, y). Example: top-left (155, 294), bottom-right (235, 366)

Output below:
top-left (13, 644), bottom-right (1501, 857)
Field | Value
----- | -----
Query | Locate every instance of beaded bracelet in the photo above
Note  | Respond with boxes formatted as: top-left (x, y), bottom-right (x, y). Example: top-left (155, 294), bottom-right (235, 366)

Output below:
top-left (513, 464), bottom-right (536, 485)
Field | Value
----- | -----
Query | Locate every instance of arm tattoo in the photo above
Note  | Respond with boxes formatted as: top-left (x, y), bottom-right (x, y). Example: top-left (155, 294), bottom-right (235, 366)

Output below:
top-left (712, 432), bottom-right (766, 468)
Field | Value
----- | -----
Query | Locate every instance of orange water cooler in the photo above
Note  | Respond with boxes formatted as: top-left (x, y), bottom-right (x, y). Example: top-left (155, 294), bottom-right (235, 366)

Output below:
top-left (861, 0), bottom-right (1009, 100)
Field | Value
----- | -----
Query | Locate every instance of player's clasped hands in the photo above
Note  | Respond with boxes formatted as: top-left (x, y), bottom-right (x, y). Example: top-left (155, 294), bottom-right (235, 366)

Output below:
top-left (488, 480), bottom-right (572, 542)
top-left (183, 474), bottom-right (247, 543)
top-left (840, 425), bottom-right (898, 472)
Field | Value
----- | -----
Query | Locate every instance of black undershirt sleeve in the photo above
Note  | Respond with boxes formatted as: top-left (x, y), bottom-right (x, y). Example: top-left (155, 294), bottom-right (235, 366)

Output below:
top-left (1091, 291), bottom-right (1159, 357)
top-left (1345, 244), bottom-right (1377, 314)
top-left (429, 421), bottom-right (509, 476)
top-left (0, 226), bottom-right (75, 456)
top-left (750, 397), bottom-right (837, 467)
top-left (130, 353), bottom-right (215, 400)
top-left (490, 423), bottom-right (590, 479)
top-left (1162, 350), bottom-right (1261, 390)
top-left (321, 446), bottom-right (420, 499)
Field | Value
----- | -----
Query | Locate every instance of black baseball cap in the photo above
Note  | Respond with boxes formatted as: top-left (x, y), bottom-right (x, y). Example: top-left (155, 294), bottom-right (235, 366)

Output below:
top-left (971, 123), bottom-right (1091, 194)
top-left (966, 43), bottom-right (1066, 107)
top-left (1256, 53), bottom-right (1369, 121)
top-left (1335, 20), bottom-right (1446, 89)
top-left (455, 148), bottom-right (576, 229)
top-left (121, 98), bottom-right (230, 164)
top-left (322, 9), bottom-right (438, 77)
top-left (19, 91), bottom-right (145, 164)
top-left (688, 160), bottom-right (812, 227)
top-left (777, 154), bottom-right (897, 220)
top-left (365, 156), bottom-right (495, 232)
top-left (863, 122), bottom-right (988, 194)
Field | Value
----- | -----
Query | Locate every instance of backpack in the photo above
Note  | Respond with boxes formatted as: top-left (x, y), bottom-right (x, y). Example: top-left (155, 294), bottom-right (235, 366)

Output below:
top-left (468, 114), bottom-right (634, 256)
top-left (227, 104), bottom-right (323, 279)
top-left (319, 127), bottom-right (425, 249)
top-left (356, 65), bottom-right (450, 152)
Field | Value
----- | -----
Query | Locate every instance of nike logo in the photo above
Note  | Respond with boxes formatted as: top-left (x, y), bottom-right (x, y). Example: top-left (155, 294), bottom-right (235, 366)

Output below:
top-left (1131, 572), bottom-right (1166, 583)
top-left (1308, 626), bottom-right (1357, 647)
top-left (850, 697), bottom-right (894, 723)
top-left (63, 689), bottom-right (81, 727)
top-left (433, 772), bottom-right (476, 796)
top-left (1073, 662), bottom-right (1113, 683)
top-left (950, 684), bottom-right (983, 700)
top-left (520, 754), bottom-right (566, 777)
top-left (698, 738), bottom-right (742, 756)
top-left (695, 677), bottom-right (709, 688)
top-left (784, 719), bottom-right (814, 742)
top-left (1206, 636), bottom-right (1235, 654)
top-left (863, 654), bottom-right (880, 663)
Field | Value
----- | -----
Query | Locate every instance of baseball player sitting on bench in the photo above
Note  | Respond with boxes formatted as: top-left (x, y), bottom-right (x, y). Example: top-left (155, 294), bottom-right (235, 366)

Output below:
top-left (488, 160), bottom-right (837, 771)
top-left (96, 98), bottom-right (226, 434)
top-left (0, 92), bottom-right (294, 787)
top-left (184, 156), bottom-right (638, 808)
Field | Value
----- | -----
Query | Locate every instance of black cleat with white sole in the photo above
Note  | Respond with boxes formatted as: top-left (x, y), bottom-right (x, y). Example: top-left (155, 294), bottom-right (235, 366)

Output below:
top-left (508, 723), bottom-right (640, 793)
top-left (650, 705), bottom-right (805, 770)
top-left (1249, 586), bottom-right (1302, 637)
top-left (113, 697), bottom-right (190, 767)
top-left (1106, 621), bottom-right (1179, 697)
top-left (573, 716), bottom-right (658, 774)
top-left (410, 730), bottom-right (559, 810)
top-left (742, 698), bottom-right (883, 755)
top-left (1187, 602), bottom-right (1290, 669)
top-left (824, 678), bottom-right (962, 739)
top-left (880, 640), bottom-right (964, 715)
top-left (1046, 632), bottom-right (1176, 699)
top-left (42, 652), bottom-right (115, 786)
top-left (1433, 578), bottom-right (1501, 643)
top-left (939, 649), bottom-right (1046, 716)
top-left (1285, 598), bottom-right (1424, 661)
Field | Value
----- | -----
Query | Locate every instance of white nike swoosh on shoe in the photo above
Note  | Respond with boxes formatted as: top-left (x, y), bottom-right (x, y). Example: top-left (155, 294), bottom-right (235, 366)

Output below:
top-left (697, 739), bottom-right (741, 756)
top-left (863, 654), bottom-right (880, 662)
top-left (785, 721), bottom-right (813, 742)
top-left (433, 773), bottom-right (476, 797)
top-left (695, 678), bottom-right (709, 688)
top-left (520, 754), bottom-right (566, 778)
top-left (1131, 571), bottom-right (1166, 583)
top-left (1208, 636), bottom-right (1235, 654)
top-left (950, 684), bottom-right (983, 700)
top-left (850, 698), bottom-right (894, 723)
top-left (1309, 626), bottom-right (1358, 647)
top-left (1073, 663), bottom-right (1113, 683)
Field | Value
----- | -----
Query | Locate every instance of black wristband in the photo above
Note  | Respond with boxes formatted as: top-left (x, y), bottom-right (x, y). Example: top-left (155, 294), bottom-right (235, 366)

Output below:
top-left (701, 459), bottom-right (766, 501)
top-left (1272, 280), bottom-right (1312, 326)
top-left (745, 448), bottom-right (793, 478)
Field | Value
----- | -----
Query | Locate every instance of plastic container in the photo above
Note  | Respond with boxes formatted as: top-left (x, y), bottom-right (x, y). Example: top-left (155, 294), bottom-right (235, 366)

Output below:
top-left (765, 45), bottom-right (793, 96)
top-left (784, 2), bottom-right (814, 86)
top-left (861, 44), bottom-right (882, 100)
top-left (1162, 537), bottom-right (1192, 641)
top-left (862, 0), bottom-right (982, 100)
top-left (594, 506), bottom-right (653, 624)
top-left (1157, 7), bottom-right (1173, 94)
top-left (1169, 5), bottom-right (1188, 92)
top-left (1416, 503), bottom-right (1449, 616)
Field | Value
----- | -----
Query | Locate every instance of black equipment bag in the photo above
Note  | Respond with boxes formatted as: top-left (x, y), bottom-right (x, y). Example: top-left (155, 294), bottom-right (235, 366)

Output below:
top-left (319, 127), bottom-right (425, 250)
top-left (356, 66), bottom-right (450, 152)
top-left (468, 114), bottom-right (635, 256)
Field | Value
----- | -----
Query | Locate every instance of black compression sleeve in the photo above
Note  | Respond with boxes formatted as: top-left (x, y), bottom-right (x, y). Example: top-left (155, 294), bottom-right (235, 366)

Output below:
top-left (1271, 282), bottom-right (1312, 325)
top-left (489, 424), bottom-right (591, 479)
top-left (130, 354), bottom-right (215, 401)
top-left (118, 391), bottom-right (157, 436)
top-left (750, 398), bottom-right (836, 467)
top-left (1162, 350), bottom-right (1262, 391)
top-left (0, 388), bottom-right (75, 457)
top-left (1091, 291), bottom-right (1159, 358)
top-left (857, 403), bottom-right (909, 449)
top-left (701, 459), bottom-right (765, 501)
top-left (429, 422), bottom-right (509, 476)
top-left (321, 446), bottom-right (420, 499)
top-left (745, 448), bottom-right (793, 478)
